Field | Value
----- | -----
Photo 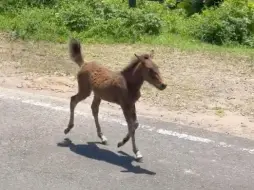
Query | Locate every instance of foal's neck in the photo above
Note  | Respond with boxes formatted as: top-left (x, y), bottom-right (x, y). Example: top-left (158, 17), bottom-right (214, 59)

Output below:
top-left (121, 61), bottom-right (144, 93)
top-left (124, 71), bottom-right (144, 92)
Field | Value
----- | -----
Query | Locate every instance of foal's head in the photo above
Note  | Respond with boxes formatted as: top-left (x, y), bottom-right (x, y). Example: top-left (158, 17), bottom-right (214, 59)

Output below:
top-left (134, 50), bottom-right (167, 91)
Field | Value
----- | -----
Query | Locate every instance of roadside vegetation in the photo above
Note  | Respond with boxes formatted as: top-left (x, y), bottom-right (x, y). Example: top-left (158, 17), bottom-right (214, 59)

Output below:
top-left (0, 0), bottom-right (254, 53)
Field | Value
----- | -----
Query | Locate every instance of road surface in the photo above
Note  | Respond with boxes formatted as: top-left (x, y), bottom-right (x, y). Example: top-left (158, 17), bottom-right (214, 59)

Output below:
top-left (0, 87), bottom-right (254, 190)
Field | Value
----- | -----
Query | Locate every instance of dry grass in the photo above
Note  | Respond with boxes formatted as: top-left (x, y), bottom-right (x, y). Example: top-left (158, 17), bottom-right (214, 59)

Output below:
top-left (1, 32), bottom-right (254, 139)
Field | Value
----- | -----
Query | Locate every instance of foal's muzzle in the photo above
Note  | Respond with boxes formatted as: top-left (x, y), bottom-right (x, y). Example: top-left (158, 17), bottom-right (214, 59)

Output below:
top-left (159, 83), bottom-right (167, 90)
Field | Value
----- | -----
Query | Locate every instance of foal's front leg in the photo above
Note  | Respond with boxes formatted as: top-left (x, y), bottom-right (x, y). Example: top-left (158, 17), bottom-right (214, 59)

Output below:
top-left (130, 126), bottom-right (142, 161)
top-left (131, 104), bottom-right (139, 129)
top-left (119, 104), bottom-right (142, 161)
top-left (117, 104), bottom-right (138, 147)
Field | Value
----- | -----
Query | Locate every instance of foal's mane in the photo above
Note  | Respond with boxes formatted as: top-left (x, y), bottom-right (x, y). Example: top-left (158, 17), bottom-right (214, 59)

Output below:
top-left (121, 52), bottom-right (151, 74)
top-left (121, 56), bottom-right (141, 74)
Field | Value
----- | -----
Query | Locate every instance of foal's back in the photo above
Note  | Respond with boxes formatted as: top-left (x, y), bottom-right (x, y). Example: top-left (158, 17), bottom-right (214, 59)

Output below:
top-left (78, 61), bottom-right (127, 104)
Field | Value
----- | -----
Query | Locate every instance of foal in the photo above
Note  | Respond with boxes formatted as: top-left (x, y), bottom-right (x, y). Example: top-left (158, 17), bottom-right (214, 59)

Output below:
top-left (64, 38), bottom-right (167, 161)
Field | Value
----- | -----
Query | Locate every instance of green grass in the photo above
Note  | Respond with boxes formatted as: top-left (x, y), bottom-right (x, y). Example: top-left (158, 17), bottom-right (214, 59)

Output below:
top-left (0, 0), bottom-right (253, 57)
top-left (139, 33), bottom-right (254, 56)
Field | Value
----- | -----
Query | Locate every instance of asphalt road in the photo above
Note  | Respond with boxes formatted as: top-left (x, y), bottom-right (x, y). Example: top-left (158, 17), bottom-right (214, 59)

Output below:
top-left (0, 87), bottom-right (254, 190)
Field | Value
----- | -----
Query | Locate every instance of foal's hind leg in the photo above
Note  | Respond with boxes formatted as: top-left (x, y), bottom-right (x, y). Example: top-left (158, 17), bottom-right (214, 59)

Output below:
top-left (64, 93), bottom-right (89, 134)
top-left (91, 96), bottom-right (108, 144)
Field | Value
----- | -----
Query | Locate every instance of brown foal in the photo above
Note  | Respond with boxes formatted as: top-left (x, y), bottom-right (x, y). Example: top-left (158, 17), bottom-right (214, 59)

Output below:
top-left (64, 38), bottom-right (167, 161)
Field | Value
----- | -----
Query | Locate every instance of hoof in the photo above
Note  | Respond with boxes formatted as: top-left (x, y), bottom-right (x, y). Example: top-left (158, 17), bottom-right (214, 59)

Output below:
top-left (117, 142), bottom-right (123, 148)
top-left (135, 151), bottom-right (143, 162)
top-left (64, 128), bottom-right (70, 134)
top-left (102, 139), bottom-right (108, 145)
top-left (57, 138), bottom-right (72, 147)
top-left (136, 157), bottom-right (143, 162)
top-left (64, 124), bottom-right (73, 134)
top-left (101, 135), bottom-right (108, 145)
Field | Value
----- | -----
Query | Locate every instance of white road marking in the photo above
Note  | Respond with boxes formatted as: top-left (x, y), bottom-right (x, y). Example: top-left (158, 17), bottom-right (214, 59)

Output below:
top-left (157, 129), bottom-right (213, 143)
top-left (0, 89), bottom-right (254, 155)
top-left (184, 169), bottom-right (200, 176)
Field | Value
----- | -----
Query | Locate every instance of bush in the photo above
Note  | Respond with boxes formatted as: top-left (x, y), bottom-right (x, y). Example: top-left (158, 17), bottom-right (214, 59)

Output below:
top-left (175, 0), bottom-right (224, 16)
top-left (87, 8), bottom-right (162, 41)
top-left (56, 0), bottom-right (162, 41)
top-left (0, 0), bottom-right (253, 47)
top-left (3, 0), bottom-right (162, 42)
top-left (10, 8), bottom-right (68, 41)
top-left (0, 0), bottom-right (57, 12)
top-left (57, 3), bottom-right (93, 32)
top-left (178, 0), bottom-right (204, 16)
top-left (190, 0), bottom-right (254, 46)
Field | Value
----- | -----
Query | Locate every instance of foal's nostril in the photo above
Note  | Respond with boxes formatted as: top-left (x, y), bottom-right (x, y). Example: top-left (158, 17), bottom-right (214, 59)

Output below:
top-left (160, 83), bottom-right (167, 90)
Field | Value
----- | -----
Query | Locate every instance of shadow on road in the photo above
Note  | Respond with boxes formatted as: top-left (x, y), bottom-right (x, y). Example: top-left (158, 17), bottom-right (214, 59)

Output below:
top-left (57, 138), bottom-right (156, 175)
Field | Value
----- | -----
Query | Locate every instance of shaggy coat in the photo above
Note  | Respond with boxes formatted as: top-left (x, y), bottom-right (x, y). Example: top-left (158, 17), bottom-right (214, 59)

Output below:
top-left (64, 39), bottom-right (167, 161)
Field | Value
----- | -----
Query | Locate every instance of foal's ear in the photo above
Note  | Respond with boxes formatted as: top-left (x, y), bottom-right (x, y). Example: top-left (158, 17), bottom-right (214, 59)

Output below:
top-left (134, 53), bottom-right (142, 61)
top-left (149, 50), bottom-right (155, 58)
top-left (134, 54), bottom-right (146, 65)
top-left (134, 53), bottom-right (140, 59)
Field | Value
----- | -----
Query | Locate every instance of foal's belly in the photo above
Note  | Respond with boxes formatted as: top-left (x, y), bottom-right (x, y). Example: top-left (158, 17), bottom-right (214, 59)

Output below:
top-left (89, 71), bottom-right (127, 104)
top-left (92, 85), bottom-right (124, 104)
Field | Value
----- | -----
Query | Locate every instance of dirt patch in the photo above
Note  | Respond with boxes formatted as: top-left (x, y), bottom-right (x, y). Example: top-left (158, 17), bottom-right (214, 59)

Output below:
top-left (1, 32), bottom-right (254, 139)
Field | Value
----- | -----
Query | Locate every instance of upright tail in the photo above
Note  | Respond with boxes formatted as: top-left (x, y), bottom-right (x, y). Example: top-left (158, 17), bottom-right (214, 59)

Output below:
top-left (69, 38), bottom-right (84, 67)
